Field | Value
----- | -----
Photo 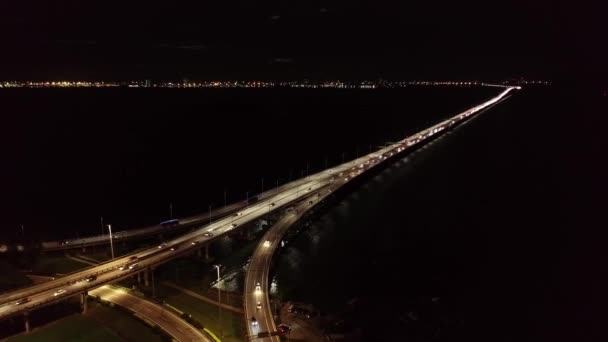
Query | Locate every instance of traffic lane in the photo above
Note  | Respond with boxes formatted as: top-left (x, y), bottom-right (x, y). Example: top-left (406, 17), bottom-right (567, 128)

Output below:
top-left (91, 286), bottom-right (212, 342)
top-left (1, 86), bottom-right (513, 311)
top-left (245, 197), bottom-right (321, 341)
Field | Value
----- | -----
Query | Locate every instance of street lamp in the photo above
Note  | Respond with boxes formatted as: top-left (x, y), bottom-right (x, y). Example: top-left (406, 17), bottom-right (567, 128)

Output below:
top-left (214, 264), bottom-right (223, 338)
top-left (107, 224), bottom-right (115, 259)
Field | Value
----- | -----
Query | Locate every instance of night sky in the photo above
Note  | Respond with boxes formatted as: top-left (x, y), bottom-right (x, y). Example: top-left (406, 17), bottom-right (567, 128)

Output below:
top-left (0, 1), bottom-right (605, 82)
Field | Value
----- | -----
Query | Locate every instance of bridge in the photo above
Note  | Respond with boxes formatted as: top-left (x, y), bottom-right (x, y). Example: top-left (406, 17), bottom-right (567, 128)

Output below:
top-left (243, 86), bottom-right (517, 340)
top-left (0, 86), bottom-right (518, 339)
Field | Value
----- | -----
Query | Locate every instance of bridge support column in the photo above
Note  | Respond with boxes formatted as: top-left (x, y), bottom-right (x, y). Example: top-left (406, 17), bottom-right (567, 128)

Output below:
top-left (150, 267), bottom-right (156, 298)
top-left (144, 268), bottom-right (149, 287)
top-left (81, 291), bottom-right (88, 314)
top-left (137, 271), bottom-right (141, 284)
top-left (204, 245), bottom-right (210, 261)
top-left (24, 312), bottom-right (30, 333)
top-left (197, 247), bottom-right (202, 258)
top-left (82, 246), bottom-right (86, 253)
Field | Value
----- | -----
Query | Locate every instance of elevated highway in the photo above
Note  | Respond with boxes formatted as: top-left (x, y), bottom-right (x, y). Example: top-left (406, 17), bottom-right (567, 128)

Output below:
top-left (243, 86), bottom-right (518, 340)
top-left (0, 86), bottom-right (518, 334)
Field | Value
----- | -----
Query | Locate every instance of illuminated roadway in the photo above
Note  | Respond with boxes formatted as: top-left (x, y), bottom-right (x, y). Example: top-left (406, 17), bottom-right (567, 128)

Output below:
top-left (0, 86), bottom-right (518, 330)
top-left (90, 285), bottom-right (211, 341)
top-left (42, 176), bottom-right (333, 251)
top-left (243, 86), bottom-right (518, 340)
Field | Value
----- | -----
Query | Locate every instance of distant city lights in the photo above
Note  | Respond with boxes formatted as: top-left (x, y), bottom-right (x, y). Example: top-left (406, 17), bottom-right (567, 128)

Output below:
top-left (0, 79), bottom-right (550, 89)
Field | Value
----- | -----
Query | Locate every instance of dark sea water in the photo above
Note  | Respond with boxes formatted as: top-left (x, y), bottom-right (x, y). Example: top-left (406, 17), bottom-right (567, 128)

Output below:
top-left (0, 86), bottom-right (495, 241)
top-left (272, 86), bottom-right (608, 341)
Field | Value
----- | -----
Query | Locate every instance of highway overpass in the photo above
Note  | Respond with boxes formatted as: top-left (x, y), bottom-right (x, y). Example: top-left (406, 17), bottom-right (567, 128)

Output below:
top-left (243, 86), bottom-right (518, 340)
top-left (0, 86), bottom-right (518, 337)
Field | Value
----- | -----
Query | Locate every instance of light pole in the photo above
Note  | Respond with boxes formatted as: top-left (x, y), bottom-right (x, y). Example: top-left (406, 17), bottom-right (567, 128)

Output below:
top-left (214, 265), bottom-right (223, 338)
top-left (208, 204), bottom-right (212, 225)
top-left (107, 224), bottom-right (115, 259)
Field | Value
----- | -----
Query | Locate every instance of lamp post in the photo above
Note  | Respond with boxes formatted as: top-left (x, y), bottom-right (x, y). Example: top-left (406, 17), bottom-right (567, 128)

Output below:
top-left (214, 265), bottom-right (223, 338)
top-left (107, 224), bottom-right (115, 259)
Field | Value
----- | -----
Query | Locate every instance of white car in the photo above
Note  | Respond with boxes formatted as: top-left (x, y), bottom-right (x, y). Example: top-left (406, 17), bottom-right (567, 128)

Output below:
top-left (53, 289), bottom-right (66, 296)
top-left (256, 301), bottom-right (262, 310)
top-left (231, 223), bottom-right (237, 229)
top-left (255, 282), bottom-right (261, 292)
top-left (158, 242), bottom-right (167, 249)
top-left (263, 240), bottom-right (271, 248)
top-left (251, 317), bottom-right (258, 326)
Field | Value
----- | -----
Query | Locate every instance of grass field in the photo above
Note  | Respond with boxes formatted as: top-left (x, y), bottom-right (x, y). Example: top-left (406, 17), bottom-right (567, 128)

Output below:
top-left (7, 314), bottom-right (118, 342)
top-left (7, 301), bottom-right (164, 342)
top-left (160, 288), bottom-right (244, 342)
top-left (0, 262), bottom-right (32, 293)
top-left (31, 254), bottom-right (90, 275)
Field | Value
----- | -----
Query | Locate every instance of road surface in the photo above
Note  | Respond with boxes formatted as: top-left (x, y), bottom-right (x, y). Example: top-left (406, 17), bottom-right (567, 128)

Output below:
top-left (0, 86), bottom-right (518, 323)
top-left (90, 285), bottom-right (212, 342)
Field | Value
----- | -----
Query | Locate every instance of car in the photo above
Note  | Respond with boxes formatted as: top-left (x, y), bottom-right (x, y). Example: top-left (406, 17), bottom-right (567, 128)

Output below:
top-left (85, 275), bottom-right (97, 282)
top-left (231, 223), bottom-right (237, 229)
top-left (129, 256), bottom-right (138, 261)
top-left (15, 297), bottom-right (31, 306)
top-left (307, 187), bottom-right (312, 191)
top-left (277, 324), bottom-right (292, 334)
top-left (119, 264), bottom-right (129, 271)
top-left (236, 212), bottom-right (243, 216)
top-left (170, 245), bottom-right (178, 251)
top-left (256, 301), bottom-right (262, 310)
top-left (316, 193), bottom-right (321, 198)
top-left (270, 202), bottom-right (275, 207)
top-left (308, 201), bottom-right (313, 205)
top-left (191, 240), bottom-right (199, 245)
top-left (129, 263), bottom-right (139, 270)
top-left (158, 242), bottom-right (167, 249)
top-left (263, 240), bottom-right (271, 248)
top-left (251, 317), bottom-right (258, 326)
top-left (255, 282), bottom-right (261, 292)
top-left (203, 232), bottom-right (213, 237)
top-left (286, 207), bottom-right (294, 212)
top-left (287, 304), bottom-right (294, 313)
top-left (61, 241), bottom-right (69, 245)
top-left (53, 289), bottom-right (66, 296)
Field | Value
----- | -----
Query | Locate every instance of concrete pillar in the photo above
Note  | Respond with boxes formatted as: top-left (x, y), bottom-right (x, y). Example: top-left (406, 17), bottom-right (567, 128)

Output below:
top-left (205, 245), bottom-right (210, 260)
top-left (137, 271), bottom-right (141, 284)
top-left (197, 247), bottom-right (202, 257)
top-left (24, 312), bottom-right (30, 334)
top-left (82, 247), bottom-right (86, 253)
top-left (144, 268), bottom-right (149, 287)
top-left (81, 292), bottom-right (88, 314)
top-left (151, 268), bottom-right (156, 298)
